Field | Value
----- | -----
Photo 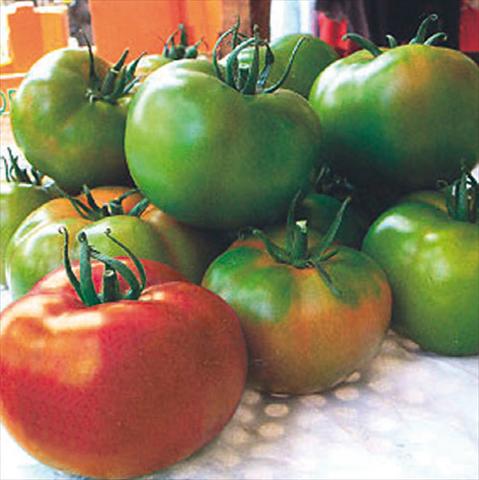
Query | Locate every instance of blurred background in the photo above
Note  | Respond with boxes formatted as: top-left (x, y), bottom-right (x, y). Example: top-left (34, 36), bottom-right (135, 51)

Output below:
top-left (1, 0), bottom-right (478, 119)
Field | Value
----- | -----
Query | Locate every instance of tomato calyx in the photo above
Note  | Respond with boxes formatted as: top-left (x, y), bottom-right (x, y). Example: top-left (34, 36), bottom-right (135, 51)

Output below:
top-left (343, 13), bottom-right (448, 57)
top-left (1, 147), bottom-right (43, 186)
top-left (54, 184), bottom-right (150, 221)
top-left (60, 227), bottom-right (147, 305)
top-left (213, 20), bottom-right (306, 95)
top-left (163, 23), bottom-right (203, 60)
top-left (441, 167), bottom-right (478, 223)
top-left (82, 33), bottom-right (144, 104)
top-left (245, 192), bottom-right (351, 294)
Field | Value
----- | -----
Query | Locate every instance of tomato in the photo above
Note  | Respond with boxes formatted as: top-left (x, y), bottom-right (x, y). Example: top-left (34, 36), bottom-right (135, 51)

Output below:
top-left (125, 24), bottom-right (321, 230)
top-left (11, 43), bottom-right (141, 192)
top-left (236, 33), bottom-right (339, 98)
top-left (308, 15), bottom-right (479, 192)
top-left (0, 149), bottom-right (54, 284)
top-left (5, 186), bottom-right (227, 299)
top-left (0, 234), bottom-right (247, 479)
top-left (135, 54), bottom-right (172, 77)
top-left (139, 204), bottom-right (229, 283)
top-left (362, 170), bottom-right (479, 355)
top-left (203, 200), bottom-right (391, 393)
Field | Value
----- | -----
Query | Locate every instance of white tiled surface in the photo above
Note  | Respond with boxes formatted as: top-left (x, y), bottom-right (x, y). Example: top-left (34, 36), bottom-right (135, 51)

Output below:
top-left (1, 286), bottom-right (478, 480)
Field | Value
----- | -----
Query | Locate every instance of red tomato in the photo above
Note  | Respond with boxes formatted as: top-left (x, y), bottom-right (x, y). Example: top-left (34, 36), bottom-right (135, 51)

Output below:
top-left (0, 257), bottom-right (247, 479)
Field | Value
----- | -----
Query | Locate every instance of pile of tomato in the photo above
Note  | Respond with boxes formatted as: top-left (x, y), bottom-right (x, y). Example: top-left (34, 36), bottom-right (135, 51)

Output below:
top-left (1, 14), bottom-right (478, 479)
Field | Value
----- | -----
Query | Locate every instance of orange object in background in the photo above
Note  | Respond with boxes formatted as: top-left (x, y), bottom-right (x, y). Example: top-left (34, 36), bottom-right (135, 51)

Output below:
top-left (181, 0), bottom-right (223, 51)
top-left (89, 0), bottom-right (183, 62)
top-left (0, 1), bottom-right (68, 117)
top-left (1, 1), bottom-right (69, 73)
top-left (89, 0), bottom-right (224, 62)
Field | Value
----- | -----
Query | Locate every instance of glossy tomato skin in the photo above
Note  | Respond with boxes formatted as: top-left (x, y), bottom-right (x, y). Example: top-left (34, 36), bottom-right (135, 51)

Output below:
top-left (136, 55), bottom-right (211, 80)
top-left (11, 48), bottom-right (132, 192)
top-left (362, 192), bottom-right (479, 355)
top-left (203, 237), bottom-right (391, 394)
top-left (125, 61), bottom-right (322, 230)
top-left (309, 46), bottom-right (479, 191)
top-left (4, 187), bottom-right (139, 299)
top-left (0, 266), bottom-right (247, 479)
top-left (0, 182), bottom-right (52, 284)
top-left (141, 205), bottom-right (230, 283)
top-left (237, 34), bottom-right (339, 98)
top-left (135, 54), bottom-right (172, 77)
top-left (5, 187), bottom-right (228, 298)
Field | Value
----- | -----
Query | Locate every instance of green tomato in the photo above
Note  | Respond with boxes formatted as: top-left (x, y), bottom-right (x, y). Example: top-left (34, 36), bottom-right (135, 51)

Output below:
top-left (309, 39), bottom-right (479, 191)
top-left (135, 54), bottom-right (173, 78)
top-left (11, 48), bottom-right (134, 192)
top-left (362, 185), bottom-right (479, 355)
top-left (236, 34), bottom-right (338, 98)
top-left (5, 187), bottom-right (228, 299)
top-left (203, 230), bottom-right (391, 394)
top-left (125, 59), bottom-right (321, 230)
top-left (136, 55), bottom-right (211, 79)
top-left (0, 182), bottom-right (52, 284)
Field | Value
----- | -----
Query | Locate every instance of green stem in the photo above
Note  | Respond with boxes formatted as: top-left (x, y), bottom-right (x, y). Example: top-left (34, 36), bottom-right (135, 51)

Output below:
top-left (386, 34), bottom-right (398, 48)
top-left (185, 38), bottom-right (203, 59)
top-left (48, 184), bottom-right (92, 220)
top-left (313, 261), bottom-right (340, 296)
top-left (241, 25), bottom-right (261, 94)
top-left (250, 229), bottom-right (291, 264)
top-left (85, 47), bottom-right (141, 104)
top-left (343, 33), bottom-right (382, 57)
top-left (446, 168), bottom-right (478, 223)
top-left (106, 68), bottom-right (127, 101)
top-left (225, 37), bottom-right (256, 89)
top-left (410, 14), bottom-right (438, 44)
top-left (213, 22), bottom-right (241, 83)
top-left (105, 228), bottom-right (146, 292)
top-left (310, 197), bottom-right (351, 262)
top-left (179, 23), bottom-right (188, 50)
top-left (424, 32), bottom-right (448, 46)
top-left (55, 185), bottom-right (145, 221)
top-left (101, 269), bottom-right (120, 303)
top-left (247, 194), bottom-right (351, 297)
top-left (214, 20), bottom-right (305, 95)
top-left (264, 36), bottom-right (307, 93)
top-left (285, 190), bottom-right (306, 253)
top-left (59, 228), bottom-right (149, 306)
top-left (81, 29), bottom-right (99, 91)
top-left (59, 227), bottom-right (85, 303)
top-left (257, 43), bottom-right (275, 90)
top-left (100, 49), bottom-right (129, 96)
top-left (90, 250), bottom-right (142, 300)
top-left (291, 220), bottom-right (309, 264)
top-left (163, 27), bottom-right (179, 57)
top-left (78, 232), bottom-right (101, 306)
top-left (1, 147), bottom-right (43, 185)
top-left (82, 185), bottom-right (103, 213)
top-left (128, 197), bottom-right (150, 217)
